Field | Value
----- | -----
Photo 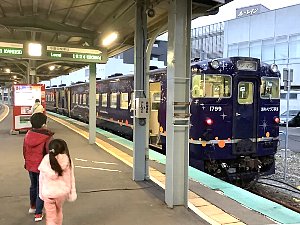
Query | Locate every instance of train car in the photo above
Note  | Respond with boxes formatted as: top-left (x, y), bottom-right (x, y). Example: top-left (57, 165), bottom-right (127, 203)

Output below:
top-left (47, 57), bottom-right (280, 183)
top-left (186, 57), bottom-right (280, 182)
top-left (45, 85), bottom-right (67, 114)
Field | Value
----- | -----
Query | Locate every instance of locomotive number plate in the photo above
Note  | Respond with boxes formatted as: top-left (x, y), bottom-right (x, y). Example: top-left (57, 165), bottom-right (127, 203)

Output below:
top-left (237, 60), bottom-right (257, 71)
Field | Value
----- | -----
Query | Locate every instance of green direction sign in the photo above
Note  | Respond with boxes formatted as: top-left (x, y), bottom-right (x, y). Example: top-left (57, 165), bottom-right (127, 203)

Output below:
top-left (46, 45), bottom-right (106, 63)
top-left (0, 42), bottom-right (23, 57)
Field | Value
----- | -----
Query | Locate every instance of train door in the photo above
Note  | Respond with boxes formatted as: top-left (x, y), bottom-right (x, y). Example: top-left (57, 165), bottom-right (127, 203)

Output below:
top-left (67, 89), bottom-right (71, 116)
top-left (149, 82), bottom-right (161, 145)
top-left (232, 77), bottom-right (259, 154)
top-left (55, 90), bottom-right (59, 112)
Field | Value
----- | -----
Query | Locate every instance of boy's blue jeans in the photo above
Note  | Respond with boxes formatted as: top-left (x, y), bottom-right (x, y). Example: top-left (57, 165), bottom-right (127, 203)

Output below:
top-left (29, 172), bottom-right (44, 215)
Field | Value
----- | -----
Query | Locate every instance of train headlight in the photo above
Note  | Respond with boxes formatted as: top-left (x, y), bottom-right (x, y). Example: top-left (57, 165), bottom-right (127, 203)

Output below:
top-left (270, 64), bottom-right (278, 73)
top-left (210, 60), bottom-right (219, 69)
top-left (205, 118), bottom-right (213, 126)
top-left (274, 117), bottom-right (280, 124)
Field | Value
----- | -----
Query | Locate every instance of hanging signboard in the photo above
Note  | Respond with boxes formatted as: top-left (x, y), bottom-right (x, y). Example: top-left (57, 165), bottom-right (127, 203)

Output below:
top-left (0, 41), bottom-right (108, 63)
top-left (12, 84), bottom-right (45, 132)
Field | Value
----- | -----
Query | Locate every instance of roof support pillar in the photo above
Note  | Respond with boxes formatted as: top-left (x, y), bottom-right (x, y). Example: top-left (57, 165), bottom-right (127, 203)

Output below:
top-left (89, 63), bottom-right (96, 144)
top-left (165, 0), bottom-right (191, 208)
top-left (133, 0), bottom-right (148, 181)
top-left (27, 62), bottom-right (30, 84)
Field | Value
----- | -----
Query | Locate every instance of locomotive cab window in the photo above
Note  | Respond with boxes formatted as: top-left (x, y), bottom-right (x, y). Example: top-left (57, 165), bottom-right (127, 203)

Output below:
top-left (238, 82), bottom-right (253, 104)
top-left (260, 77), bottom-right (280, 99)
top-left (120, 93), bottom-right (128, 109)
top-left (110, 93), bottom-right (117, 108)
top-left (101, 93), bottom-right (107, 107)
top-left (151, 92), bottom-right (160, 110)
top-left (192, 74), bottom-right (231, 98)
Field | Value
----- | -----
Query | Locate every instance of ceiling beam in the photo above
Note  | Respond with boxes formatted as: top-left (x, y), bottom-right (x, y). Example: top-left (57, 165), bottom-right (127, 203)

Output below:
top-left (0, 16), bottom-right (96, 39)
top-left (47, 0), bottom-right (56, 17)
top-left (62, 0), bottom-right (76, 24)
top-left (79, 0), bottom-right (102, 28)
top-left (0, 3), bottom-right (6, 17)
top-left (96, 0), bottom-right (134, 33)
top-left (18, 0), bottom-right (24, 16)
top-left (33, 0), bottom-right (38, 15)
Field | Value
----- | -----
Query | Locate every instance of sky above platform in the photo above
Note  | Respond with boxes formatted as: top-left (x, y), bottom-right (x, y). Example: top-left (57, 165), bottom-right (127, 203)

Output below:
top-left (191, 0), bottom-right (300, 28)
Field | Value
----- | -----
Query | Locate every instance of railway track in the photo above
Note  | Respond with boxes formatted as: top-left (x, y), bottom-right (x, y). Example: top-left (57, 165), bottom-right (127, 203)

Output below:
top-left (250, 177), bottom-right (300, 213)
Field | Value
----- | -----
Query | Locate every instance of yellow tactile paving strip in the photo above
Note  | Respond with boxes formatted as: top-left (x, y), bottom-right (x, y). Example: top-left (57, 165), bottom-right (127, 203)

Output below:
top-left (0, 104), bottom-right (9, 122)
top-left (48, 114), bottom-right (246, 225)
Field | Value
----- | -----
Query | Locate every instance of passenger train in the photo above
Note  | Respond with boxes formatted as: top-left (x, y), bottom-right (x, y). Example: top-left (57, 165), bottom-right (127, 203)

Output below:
top-left (46, 57), bottom-right (281, 183)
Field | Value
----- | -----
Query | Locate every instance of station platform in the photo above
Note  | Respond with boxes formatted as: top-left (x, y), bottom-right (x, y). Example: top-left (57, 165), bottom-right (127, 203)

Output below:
top-left (0, 104), bottom-right (299, 225)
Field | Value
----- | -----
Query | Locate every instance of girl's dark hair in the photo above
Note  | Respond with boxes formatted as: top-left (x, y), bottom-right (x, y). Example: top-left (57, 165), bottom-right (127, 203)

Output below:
top-left (48, 139), bottom-right (72, 176)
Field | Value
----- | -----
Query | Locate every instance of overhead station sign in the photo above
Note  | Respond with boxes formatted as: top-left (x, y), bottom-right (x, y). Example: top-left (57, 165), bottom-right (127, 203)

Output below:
top-left (0, 42), bottom-right (23, 57)
top-left (0, 41), bottom-right (107, 63)
top-left (46, 45), bottom-right (106, 63)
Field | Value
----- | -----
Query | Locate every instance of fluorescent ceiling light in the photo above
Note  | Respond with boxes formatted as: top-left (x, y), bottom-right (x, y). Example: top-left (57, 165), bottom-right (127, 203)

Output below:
top-left (28, 43), bottom-right (42, 56)
top-left (102, 32), bottom-right (118, 46)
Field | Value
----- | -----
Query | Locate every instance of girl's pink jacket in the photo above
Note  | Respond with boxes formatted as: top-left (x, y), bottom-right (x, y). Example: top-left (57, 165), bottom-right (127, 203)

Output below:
top-left (38, 154), bottom-right (77, 202)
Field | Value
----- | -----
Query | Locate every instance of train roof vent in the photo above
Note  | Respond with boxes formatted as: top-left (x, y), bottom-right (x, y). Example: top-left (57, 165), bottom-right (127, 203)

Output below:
top-left (51, 85), bottom-right (57, 87)
top-left (46, 86), bottom-right (50, 88)
top-left (149, 66), bottom-right (158, 70)
top-left (59, 84), bottom-right (66, 87)
top-left (75, 81), bottom-right (85, 84)
top-left (108, 73), bottom-right (123, 78)
top-left (96, 78), bottom-right (102, 81)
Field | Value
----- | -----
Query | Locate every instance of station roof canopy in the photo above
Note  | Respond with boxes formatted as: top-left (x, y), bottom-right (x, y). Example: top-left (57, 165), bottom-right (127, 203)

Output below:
top-left (0, 0), bottom-right (231, 85)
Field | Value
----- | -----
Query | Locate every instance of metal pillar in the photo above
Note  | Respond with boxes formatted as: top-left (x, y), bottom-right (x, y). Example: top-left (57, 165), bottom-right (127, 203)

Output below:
top-left (133, 0), bottom-right (148, 181)
top-left (26, 60), bottom-right (30, 84)
top-left (89, 63), bottom-right (97, 144)
top-left (165, 0), bottom-right (191, 208)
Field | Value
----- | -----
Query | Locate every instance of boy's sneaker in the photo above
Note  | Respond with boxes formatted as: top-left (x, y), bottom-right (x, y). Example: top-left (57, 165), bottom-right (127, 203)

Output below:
top-left (28, 207), bottom-right (36, 214)
top-left (34, 214), bottom-right (43, 222)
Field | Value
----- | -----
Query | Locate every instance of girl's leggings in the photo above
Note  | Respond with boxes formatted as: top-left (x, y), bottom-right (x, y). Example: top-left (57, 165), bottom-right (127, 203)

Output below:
top-left (44, 196), bottom-right (65, 225)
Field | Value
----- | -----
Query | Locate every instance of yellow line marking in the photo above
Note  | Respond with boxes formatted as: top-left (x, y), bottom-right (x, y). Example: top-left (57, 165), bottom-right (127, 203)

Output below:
top-left (75, 165), bottom-right (121, 172)
top-left (48, 114), bottom-right (243, 225)
top-left (0, 104), bottom-right (9, 122)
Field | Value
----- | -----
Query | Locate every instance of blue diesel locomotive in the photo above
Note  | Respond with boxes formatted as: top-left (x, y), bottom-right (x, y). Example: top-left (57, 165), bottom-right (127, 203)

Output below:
top-left (46, 57), bottom-right (280, 183)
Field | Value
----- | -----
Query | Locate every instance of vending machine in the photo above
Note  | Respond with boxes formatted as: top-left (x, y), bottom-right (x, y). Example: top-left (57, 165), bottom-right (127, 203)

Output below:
top-left (11, 84), bottom-right (45, 133)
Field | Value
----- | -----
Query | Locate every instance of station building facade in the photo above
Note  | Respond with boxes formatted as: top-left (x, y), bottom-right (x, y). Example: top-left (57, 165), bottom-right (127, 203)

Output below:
top-left (192, 4), bottom-right (300, 113)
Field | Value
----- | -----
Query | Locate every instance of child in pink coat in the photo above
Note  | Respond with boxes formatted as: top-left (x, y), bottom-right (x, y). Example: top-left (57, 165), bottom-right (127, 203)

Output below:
top-left (38, 139), bottom-right (77, 225)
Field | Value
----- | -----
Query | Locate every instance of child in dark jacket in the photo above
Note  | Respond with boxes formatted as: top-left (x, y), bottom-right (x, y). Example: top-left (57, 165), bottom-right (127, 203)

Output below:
top-left (23, 113), bottom-right (54, 222)
top-left (39, 139), bottom-right (77, 225)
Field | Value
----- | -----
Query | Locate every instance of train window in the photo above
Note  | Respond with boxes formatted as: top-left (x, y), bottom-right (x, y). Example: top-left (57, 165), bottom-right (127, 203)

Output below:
top-left (72, 94), bottom-right (75, 103)
top-left (96, 94), bottom-right (100, 106)
top-left (260, 77), bottom-right (280, 99)
top-left (75, 94), bottom-right (79, 104)
top-left (120, 93), bottom-right (128, 109)
top-left (79, 94), bottom-right (82, 104)
top-left (110, 93), bottom-right (117, 108)
top-left (101, 93), bottom-right (107, 107)
top-left (192, 74), bottom-right (231, 98)
top-left (82, 94), bottom-right (86, 105)
top-left (238, 82), bottom-right (253, 104)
